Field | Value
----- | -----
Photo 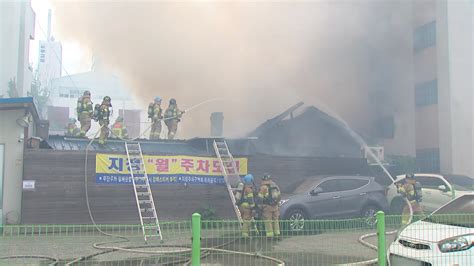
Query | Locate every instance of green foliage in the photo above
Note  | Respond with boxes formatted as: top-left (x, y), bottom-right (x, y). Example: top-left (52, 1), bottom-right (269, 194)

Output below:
top-left (195, 205), bottom-right (223, 229)
top-left (195, 205), bottom-right (218, 221)
top-left (28, 74), bottom-right (50, 118)
top-left (7, 77), bottom-right (18, 98)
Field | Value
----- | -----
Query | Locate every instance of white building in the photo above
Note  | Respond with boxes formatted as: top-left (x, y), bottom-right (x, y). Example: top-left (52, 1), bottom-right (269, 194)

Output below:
top-left (0, 0), bottom-right (36, 97)
top-left (37, 10), bottom-right (62, 90)
top-left (384, 0), bottom-right (474, 177)
top-left (38, 40), bottom-right (62, 88)
top-left (0, 97), bottom-right (40, 225)
top-left (48, 67), bottom-right (142, 137)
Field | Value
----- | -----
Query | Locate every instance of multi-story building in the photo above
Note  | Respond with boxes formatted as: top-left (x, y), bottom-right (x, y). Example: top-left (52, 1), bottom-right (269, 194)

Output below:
top-left (411, 0), bottom-right (473, 176)
top-left (0, 0), bottom-right (36, 97)
top-left (37, 10), bottom-right (62, 90)
top-left (47, 66), bottom-right (142, 137)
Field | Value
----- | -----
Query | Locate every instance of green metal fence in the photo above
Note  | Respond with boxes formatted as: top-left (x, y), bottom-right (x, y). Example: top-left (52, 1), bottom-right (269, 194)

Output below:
top-left (1, 213), bottom-right (472, 265)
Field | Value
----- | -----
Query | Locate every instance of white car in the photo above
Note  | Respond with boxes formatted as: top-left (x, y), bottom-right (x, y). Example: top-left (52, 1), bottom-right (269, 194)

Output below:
top-left (389, 194), bottom-right (474, 266)
top-left (386, 173), bottom-right (473, 214)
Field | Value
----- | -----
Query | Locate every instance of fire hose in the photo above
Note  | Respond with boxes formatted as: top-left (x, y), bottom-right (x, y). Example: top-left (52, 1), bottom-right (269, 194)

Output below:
top-left (68, 98), bottom-right (284, 265)
top-left (337, 198), bottom-right (413, 266)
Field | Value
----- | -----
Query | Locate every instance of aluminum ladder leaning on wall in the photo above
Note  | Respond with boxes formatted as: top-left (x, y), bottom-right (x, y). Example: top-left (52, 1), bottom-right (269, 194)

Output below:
top-left (125, 141), bottom-right (163, 243)
top-left (213, 139), bottom-right (243, 226)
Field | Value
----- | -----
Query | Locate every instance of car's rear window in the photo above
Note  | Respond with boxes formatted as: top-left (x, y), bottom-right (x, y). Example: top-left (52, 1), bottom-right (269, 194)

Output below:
top-left (453, 184), bottom-right (473, 192)
top-left (294, 178), bottom-right (322, 194)
top-left (339, 179), bottom-right (369, 191)
top-left (424, 195), bottom-right (474, 228)
top-left (444, 175), bottom-right (474, 188)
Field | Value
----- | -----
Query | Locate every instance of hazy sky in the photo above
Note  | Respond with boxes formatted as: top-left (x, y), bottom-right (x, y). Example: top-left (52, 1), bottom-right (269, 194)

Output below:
top-left (30, 0), bottom-right (92, 74)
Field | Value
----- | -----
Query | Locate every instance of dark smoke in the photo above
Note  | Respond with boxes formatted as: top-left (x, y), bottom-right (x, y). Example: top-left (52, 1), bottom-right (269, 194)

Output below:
top-left (53, 1), bottom-right (412, 138)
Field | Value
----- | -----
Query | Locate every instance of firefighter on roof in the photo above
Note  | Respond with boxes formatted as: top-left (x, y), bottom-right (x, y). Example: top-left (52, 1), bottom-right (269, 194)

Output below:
top-left (398, 173), bottom-right (424, 225)
top-left (235, 174), bottom-right (256, 238)
top-left (148, 96), bottom-right (163, 140)
top-left (77, 90), bottom-right (93, 137)
top-left (97, 96), bottom-right (112, 145)
top-left (164, 98), bottom-right (184, 140)
top-left (64, 118), bottom-right (80, 137)
top-left (257, 173), bottom-right (281, 238)
top-left (111, 116), bottom-right (128, 139)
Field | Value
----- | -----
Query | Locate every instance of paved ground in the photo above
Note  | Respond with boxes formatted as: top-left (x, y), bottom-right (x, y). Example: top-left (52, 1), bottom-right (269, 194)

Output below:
top-left (1, 227), bottom-right (399, 265)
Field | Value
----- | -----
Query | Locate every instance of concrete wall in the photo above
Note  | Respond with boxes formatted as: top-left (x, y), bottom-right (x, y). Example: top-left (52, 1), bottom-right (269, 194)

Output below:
top-left (415, 105), bottom-right (439, 149)
top-left (0, 109), bottom-right (28, 224)
top-left (0, 1), bottom-right (22, 97)
top-left (0, 0), bottom-right (35, 97)
top-left (445, 1), bottom-right (473, 177)
top-left (437, 0), bottom-right (474, 176)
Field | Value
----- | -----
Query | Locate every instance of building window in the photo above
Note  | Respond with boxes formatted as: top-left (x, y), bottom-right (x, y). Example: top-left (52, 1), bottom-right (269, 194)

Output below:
top-left (416, 148), bottom-right (440, 173)
top-left (374, 115), bottom-right (395, 138)
top-left (58, 87), bottom-right (89, 99)
top-left (414, 21), bottom-right (436, 53)
top-left (415, 79), bottom-right (438, 107)
top-left (70, 89), bottom-right (83, 98)
top-left (59, 87), bottom-right (70, 98)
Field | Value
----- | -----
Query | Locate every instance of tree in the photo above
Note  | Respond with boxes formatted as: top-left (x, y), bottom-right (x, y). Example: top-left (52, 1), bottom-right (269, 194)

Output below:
top-left (7, 77), bottom-right (19, 98)
top-left (28, 73), bottom-right (50, 119)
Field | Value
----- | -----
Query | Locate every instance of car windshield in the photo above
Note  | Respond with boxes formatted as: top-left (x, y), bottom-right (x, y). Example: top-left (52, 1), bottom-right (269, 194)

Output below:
top-left (423, 195), bottom-right (474, 228)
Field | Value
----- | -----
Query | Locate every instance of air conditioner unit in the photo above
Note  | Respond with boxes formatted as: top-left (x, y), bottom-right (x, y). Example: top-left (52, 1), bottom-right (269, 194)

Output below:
top-left (364, 146), bottom-right (385, 165)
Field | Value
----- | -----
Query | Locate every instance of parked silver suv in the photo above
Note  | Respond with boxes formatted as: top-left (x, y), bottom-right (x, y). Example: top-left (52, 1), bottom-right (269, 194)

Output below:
top-left (280, 175), bottom-right (389, 232)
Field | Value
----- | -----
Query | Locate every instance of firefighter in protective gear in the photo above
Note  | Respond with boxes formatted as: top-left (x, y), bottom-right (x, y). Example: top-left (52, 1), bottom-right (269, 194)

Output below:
top-left (235, 174), bottom-right (256, 237)
top-left (110, 116), bottom-right (128, 139)
top-left (98, 96), bottom-right (112, 145)
top-left (398, 174), bottom-right (424, 225)
top-left (164, 98), bottom-right (184, 140)
top-left (64, 118), bottom-right (81, 137)
top-left (148, 96), bottom-right (163, 140)
top-left (257, 173), bottom-right (281, 237)
top-left (77, 90), bottom-right (93, 137)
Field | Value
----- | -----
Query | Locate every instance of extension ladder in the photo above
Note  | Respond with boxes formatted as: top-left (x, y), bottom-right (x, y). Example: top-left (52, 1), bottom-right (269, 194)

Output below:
top-left (125, 141), bottom-right (163, 242)
top-left (213, 140), bottom-right (243, 226)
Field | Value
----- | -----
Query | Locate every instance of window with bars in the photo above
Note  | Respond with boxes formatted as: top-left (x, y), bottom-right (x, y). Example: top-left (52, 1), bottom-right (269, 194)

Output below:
top-left (414, 21), bottom-right (436, 53)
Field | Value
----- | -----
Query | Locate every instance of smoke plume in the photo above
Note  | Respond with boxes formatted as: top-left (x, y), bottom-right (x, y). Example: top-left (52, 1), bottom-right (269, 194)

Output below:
top-left (53, 1), bottom-right (412, 138)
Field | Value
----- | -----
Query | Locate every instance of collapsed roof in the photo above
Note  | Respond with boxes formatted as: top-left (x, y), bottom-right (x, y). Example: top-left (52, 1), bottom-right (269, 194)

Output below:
top-left (248, 102), bottom-right (363, 158)
top-left (43, 102), bottom-right (365, 158)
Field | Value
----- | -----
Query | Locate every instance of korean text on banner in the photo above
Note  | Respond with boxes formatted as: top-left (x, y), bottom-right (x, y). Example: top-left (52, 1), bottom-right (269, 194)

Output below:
top-left (95, 154), bottom-right (248, 185)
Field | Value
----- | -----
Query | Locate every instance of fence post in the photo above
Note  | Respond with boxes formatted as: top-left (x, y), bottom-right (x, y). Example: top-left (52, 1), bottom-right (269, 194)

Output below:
top-left (192, 213), bottom-right (201, 266)
top-left (376, 211), bottom-right (386, 266)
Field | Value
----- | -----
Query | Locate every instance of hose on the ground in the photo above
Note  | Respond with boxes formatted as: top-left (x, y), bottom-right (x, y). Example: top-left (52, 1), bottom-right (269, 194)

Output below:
top-left (0, 255), bottom-right (59, 265)
top-left (69, 98), bottom-right (284, 265)
top-left (338, 197), bottom-right (413, 266)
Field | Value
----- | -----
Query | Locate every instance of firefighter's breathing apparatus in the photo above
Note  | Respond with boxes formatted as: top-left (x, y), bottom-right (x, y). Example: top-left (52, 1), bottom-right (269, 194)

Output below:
top-left (70, 98), bottom-right (285, 265)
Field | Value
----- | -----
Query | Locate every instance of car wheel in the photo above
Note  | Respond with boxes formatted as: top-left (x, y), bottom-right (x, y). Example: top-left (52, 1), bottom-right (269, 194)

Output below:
top-left (286, 209), bottom-right (307, 233)
top-left (362, 205), bottom-right (379, 226)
